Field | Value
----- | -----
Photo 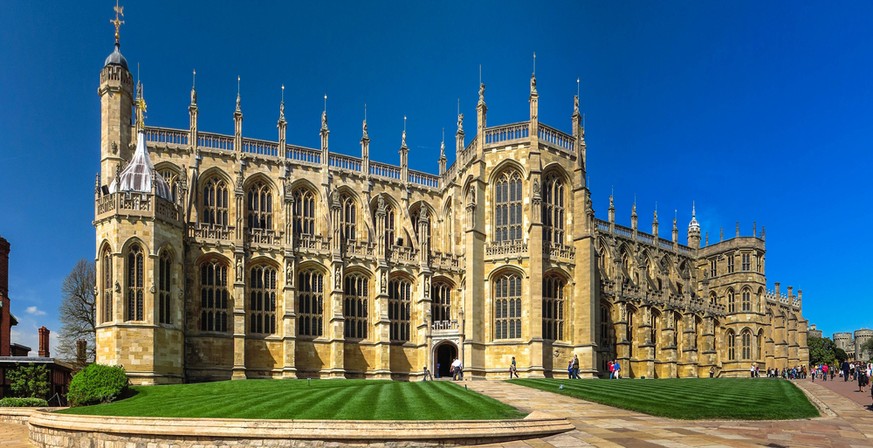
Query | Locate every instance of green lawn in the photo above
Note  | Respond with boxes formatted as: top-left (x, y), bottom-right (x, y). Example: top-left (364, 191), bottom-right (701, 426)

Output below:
top-left (511, 378), bottom-right (818, 420)
top-left (59, 379), bottom-right (526, 420)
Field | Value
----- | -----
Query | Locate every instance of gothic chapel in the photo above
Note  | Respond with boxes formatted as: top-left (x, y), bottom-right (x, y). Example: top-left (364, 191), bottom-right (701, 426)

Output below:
top-left (95, 12), bottom-right (808, 384)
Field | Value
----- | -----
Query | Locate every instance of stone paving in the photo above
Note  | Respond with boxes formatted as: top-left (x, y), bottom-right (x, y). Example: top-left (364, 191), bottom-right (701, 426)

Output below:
top-left (2, 379), bottom-right (872, 448)
top-left (466, 379), bottom-right (873, 448)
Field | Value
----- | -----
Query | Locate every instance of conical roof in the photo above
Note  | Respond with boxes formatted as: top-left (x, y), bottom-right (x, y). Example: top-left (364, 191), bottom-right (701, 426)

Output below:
top-left (109, 132), bottom-right (172, 201)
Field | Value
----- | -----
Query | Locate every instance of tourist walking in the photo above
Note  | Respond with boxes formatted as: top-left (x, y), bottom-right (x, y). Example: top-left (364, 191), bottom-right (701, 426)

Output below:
top-left (842, 360), bottom-right (850, 381)
top-left (613, 359), bottom-right (621, 379)
top-left (572, 355), bottom-right (580, 379)
top-left (422, 366), bottom-right (433, 381)
top-left (608, 360), bottom-right (615, 379)
top-left (567, 359), bottom-right (574, 379)
top-left (451, 357), bottom-right (463, 381)
top-left (509, 356), bottom-right (519, 379)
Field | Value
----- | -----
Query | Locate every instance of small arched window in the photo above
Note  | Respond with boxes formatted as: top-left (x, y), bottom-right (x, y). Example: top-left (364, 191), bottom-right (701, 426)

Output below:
top-left (126, 244), bottom-right (144, 321)
top-left (742, 330), bottom-right (752, 359)
top-left (494, 170), bottom-right (522, 242)
top-left (158, 250), bottom-right (172, 324)
top-left (727, 289), bottom-right (736, 313)
top-left (247, 181), bottom-right (273, 230)
top-left (388, 278), bottom-right (412, 342)
top-left (158, 168), bottom-right (178, 202)
top-left (727, 330), bottom-right (736, 360)
top-left (741, 288), bottom-right (751, 312)
top-left (298, 270), bottom-right (324, 337)
top-left (202, 178), bottom-right (229, 226)
top-left (494, 273), bottom-right (522, 339)
top-left (543, 173), bottom-right (565, 245)
top-left (411, 206), bottom-right (431, 250)
top-left (600, 305), bottom-right (611, 348)
top-left (249, 265), bottom-right (277, 334)
top-left (293, 188), bottom-right (316, 236)
top-left (651, 310), bottom-right (660, 346)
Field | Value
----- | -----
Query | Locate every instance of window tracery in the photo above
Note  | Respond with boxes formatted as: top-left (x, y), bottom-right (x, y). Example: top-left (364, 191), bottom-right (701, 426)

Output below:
top-left (126, 244), bottom-right (144, 321)
top-left (494, 170), bottom-right (522, 242)
top-left (543, 173), bottom-right (565, 245)
top-left (202, 178), bottom-right (229, 226)
top-left (343, 273), bottom-right (369, 339)
top-left (158, 250), bottom-right (172, 324)
top-left (388, 278), bottom-right (411, 342)
top-left (247, 181), bottom-right (273, 230)
top-left (494, 273), bottom-right (522, 339)
top-left (200, 259), bottom-right (229, 332)
top-left (249, 265), bottom-right (277, 334)
top-left (542, 275), bottom-right (565, 341)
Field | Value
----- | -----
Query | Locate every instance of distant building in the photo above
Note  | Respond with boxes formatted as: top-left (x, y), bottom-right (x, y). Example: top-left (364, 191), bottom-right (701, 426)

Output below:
top-left (94, 8), bottom-right (810, 383)
top-left (0, 237), bottom-right (73, 402)
top-left (808, 324), bottom-right (822, 339)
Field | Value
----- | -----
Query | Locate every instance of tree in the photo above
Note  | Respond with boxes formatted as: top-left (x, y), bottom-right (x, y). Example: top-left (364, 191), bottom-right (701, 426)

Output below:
top-left (808, 335), bottom-right (837, 366)
top-left (58, 259), bottom-right (96, 364)
top-left (834, 348), bottom-right (848, 363)
top-left (8, 364), bottom-right (50, 398)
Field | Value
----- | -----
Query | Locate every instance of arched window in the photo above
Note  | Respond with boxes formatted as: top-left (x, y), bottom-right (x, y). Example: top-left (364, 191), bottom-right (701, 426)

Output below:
top-left (741, 288), bottom-right (751, 312)
top-left (494, 273), bottom-right (522, 339)
top-left (388, 278), bottom-right (411, 342)
top-left (126, 244), bottom-right (144, 321)
top-left (200, 260), bottom-right (229, 332)
top-left (709, 292), bottom-right (718, 306)
top-left (494, 170), bottom-right (522, 242)
top-left (431, 281), bottom-right (452, 323)
top-left (249, 266), bottom-right (277, 334)
top-left (442, 205), bottom-right (454, 253)
top-left (343, 274), bottom-right (368, 339)
top-left (742, 330), bottom-right (752, 359)
top-left (384, 203), bottom-right (396, 247)
top-left (627, 307), bottom-right (635, 357)
top-left (101, 247), bottom-right (113, 323)
top-left (757, 330), bottom-right (764, 360)
top-left (293, 188), bottom-right (315, 236)
top-left (651, 310), bottom-right (660, 346)
top-left (727, 330), bottom-right (736, 360)
top-left (542, 275), bottom-right (565, 341)
top-left (298, 270), bottom-right (324, 337)
top-left (727, 289), bottom-right (736, 313)
top-left (247, 181), bottom-right (273, 230)
top-left (341, 194), bottom-right (356, 242)
top-left (158, 250), bottom-right (172, 324)
top-left (543, 173), bottom-right (565, 245)
top-left (202, 178), bottom-right (229, 226)
top-left (158, 168), bottom-right (178, 202)
top-left (673, 312), bottom-right (681, 349)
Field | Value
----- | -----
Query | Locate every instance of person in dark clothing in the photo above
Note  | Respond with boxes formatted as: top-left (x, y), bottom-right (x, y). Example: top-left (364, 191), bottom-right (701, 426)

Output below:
top-left (842, 361), bottom-right (850, 382)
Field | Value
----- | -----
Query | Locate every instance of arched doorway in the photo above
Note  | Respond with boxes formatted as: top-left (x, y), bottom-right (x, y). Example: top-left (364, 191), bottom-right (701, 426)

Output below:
top-left (434, 342), bottom-right (457, 379)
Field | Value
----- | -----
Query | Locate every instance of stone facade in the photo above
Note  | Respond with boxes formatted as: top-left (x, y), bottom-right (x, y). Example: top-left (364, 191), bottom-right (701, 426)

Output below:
top-left (94, 34), bottom-right (808, 384)
top-left (830, 329), bottom-right (873, 361)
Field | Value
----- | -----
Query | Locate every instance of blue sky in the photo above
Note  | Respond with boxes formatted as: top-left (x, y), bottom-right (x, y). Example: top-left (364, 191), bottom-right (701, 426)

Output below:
top-left (1, 1), bottom-right (871, 353)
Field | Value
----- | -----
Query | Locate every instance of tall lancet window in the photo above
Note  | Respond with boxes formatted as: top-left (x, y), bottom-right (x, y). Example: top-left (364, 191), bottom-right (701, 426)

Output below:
top-left (158, 250), bottom-right (172, 324)
top-left (341, 193), bottom-right (356, 242)
top-left (298, 270), bottom-right (324, 337)
top-left (411, 206), bottom-right (431, 249)
top-left (542, 275), bottom-right (565, 341)
top-left (200, 260), bottom-right (229, 333)
top-left (388, 278), bottom-right (411, 342)
top-left (249, 265), bottom-right (277, 334)
top-left (293, 188), bottom-right (316, 237)
top-left (246, 181), bottom-right (273, 230)
top-left (126, 244), bottom-right (144, 321)
top-left (543, 173), bottom-right (565, 245)
top-left (101, 247), bottom-right (113, 323)
top-left (494, 273), bottom-right (522, 339)
top-left (158, 168), bottom-right (178, 202)
top-left (494, 170), bottom-right (523, 242)
top-left (202, 178), bottom-right (229, 226)
top-left (343, 274), bottom-right (369, 339)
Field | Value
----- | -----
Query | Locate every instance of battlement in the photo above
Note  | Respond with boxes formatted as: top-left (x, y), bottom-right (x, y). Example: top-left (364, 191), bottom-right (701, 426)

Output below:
top-left (594, 218), bottom-right (696, 257)
top-left (763, 290), bottom-right (801, 309)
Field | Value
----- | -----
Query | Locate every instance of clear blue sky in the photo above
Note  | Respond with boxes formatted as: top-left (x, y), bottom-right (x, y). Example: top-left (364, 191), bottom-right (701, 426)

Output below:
top-left (1, 1), bottom-right (871, 352)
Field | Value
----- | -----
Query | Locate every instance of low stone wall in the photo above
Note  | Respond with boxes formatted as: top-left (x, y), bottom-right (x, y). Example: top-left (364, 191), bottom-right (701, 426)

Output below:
top-left (27, 410), bottom-right (574, 447)
top-left (0, 407), bottom-right (63, 425)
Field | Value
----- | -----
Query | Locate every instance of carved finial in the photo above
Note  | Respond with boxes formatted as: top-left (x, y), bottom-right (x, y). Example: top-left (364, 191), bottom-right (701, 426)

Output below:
top-left (190, 69), bottom-right (197, 104)
top-left (321, 94), bottom-right (328, 131)
top-left (401, 115), bottom-right (407, 148)
top-left (278, 84), bottom-right (285, 120)
top-left (235, 75), bottom-right (241, 112)
top-left (110, 0), bottom-right (124, 46)
top-left (457, 111), bottom-right (464, 134)
top-left (478, 82), bottom-right (485, 105)
top-left (440, 128), bottom-right (446, 159)
top-left (653, 203), bottom-right (658, 223)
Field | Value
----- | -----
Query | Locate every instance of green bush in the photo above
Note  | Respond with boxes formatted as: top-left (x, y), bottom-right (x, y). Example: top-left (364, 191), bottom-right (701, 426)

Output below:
top-left (8, 364), bottom-right (50, 398)
top-left (66, 364), bottom-right (129, 406)
top-left (0, 397), bottom-right (49, 407)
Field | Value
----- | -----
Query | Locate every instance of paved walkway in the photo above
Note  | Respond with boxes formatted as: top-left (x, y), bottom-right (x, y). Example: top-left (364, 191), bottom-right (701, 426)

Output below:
top-left (2, 379), bottom-right (872, 448)
top-left (466, 379), bottom-right (873, 448)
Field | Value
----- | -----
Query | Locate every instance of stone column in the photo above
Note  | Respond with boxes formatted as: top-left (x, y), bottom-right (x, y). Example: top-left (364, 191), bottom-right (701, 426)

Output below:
top-left (231, 251), bottom-right (247, 380)
top-left (281, 254), bottom-right (297, 378)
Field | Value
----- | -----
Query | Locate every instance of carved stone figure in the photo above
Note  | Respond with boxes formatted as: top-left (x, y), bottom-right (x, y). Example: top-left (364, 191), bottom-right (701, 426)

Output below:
top-left (335, 266), bottom-right (341, 289)
top-left (235, 257), bottom-right (242, 282)
top-left (381, 271), bottom-right (387, 293)
top-left (457, 113), bottom-right (464, 132)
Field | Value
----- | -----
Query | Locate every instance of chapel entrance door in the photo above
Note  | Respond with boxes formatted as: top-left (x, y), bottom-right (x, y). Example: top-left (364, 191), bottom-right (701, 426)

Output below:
top-left (435, 343), bottom-right (457, 379)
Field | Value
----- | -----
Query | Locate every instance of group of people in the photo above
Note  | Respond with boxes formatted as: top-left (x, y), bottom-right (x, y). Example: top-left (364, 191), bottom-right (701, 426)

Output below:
top-left (422, 357), bottom-right (465, 381)
top-left (566, 355), bottom-right (581, 378)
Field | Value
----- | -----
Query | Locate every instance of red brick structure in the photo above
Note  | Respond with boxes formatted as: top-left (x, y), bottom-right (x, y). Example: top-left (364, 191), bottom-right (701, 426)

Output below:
top-left (0, 237), bottom-right (11, 357)
top-left (38, 327), bottom-right (50, 358)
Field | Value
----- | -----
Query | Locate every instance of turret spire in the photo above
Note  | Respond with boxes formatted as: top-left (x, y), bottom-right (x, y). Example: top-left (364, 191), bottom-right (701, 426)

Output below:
top-left (190, 69), bottom-right (197, 105)
top-left (401, 115), bottom-right (407, 148)
top-left (278, 84), bottom-right (285, 121)
top-left (321, 94), bottom-right (328, 131)
top-left (361, 104), bottom-right (369, 140)
top-left (235, 75), bottom-right (241, 113)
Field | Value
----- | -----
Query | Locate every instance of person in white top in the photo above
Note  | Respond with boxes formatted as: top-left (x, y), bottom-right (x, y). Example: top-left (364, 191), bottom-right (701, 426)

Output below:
top-left (451, 357), bottom-right (463, 381)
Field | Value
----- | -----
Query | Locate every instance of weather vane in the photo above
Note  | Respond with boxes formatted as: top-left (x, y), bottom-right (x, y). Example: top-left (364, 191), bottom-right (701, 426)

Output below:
top-left (110, 0), bottom-right (124, 45)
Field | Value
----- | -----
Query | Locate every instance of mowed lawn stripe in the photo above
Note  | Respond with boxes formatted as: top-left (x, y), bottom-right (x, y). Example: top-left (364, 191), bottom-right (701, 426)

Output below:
top-left (511, 378), bottom-right (817, 420)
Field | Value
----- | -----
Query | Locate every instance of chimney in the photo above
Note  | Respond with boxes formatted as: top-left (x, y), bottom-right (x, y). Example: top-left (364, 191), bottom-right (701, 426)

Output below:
top-left (774, 282), bottom-right (781, 297)
top-left (76, 339), bottom-right (87, 365)
top-left (38, 326), bottom-right (49, 358)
